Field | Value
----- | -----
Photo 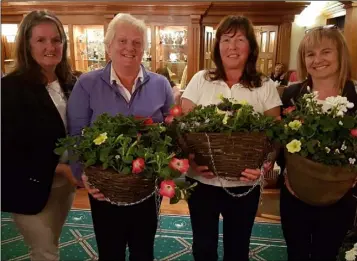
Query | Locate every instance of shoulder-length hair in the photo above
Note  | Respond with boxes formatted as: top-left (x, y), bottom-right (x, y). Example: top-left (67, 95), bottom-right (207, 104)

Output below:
top-left (206, 15), bottom-right (265, 88)
top-left (12, 10), bottom-right (73, 85)
top-left (297, 25), bottom-right (351, 92)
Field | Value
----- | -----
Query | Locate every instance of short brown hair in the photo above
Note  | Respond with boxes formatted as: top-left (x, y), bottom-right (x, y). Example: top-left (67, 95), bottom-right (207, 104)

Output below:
top-left (206, 15), bottom-right (266, 88)
top-left (12, 10), bottom-right (73, 84)
top-left (297, 25), bottom-right (351, 91)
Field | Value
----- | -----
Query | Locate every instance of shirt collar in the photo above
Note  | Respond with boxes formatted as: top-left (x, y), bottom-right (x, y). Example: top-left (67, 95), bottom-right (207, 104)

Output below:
top-left (110, 64), bottom-right (143, 86)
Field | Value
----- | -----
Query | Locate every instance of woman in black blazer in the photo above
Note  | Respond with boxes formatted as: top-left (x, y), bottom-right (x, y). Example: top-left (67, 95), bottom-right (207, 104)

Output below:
top-left (1, 10), bottom-right (77, 261)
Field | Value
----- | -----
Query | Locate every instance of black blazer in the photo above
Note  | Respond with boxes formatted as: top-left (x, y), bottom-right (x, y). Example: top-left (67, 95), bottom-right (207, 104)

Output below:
top-left (1, 72), bottom-right (75, 215)
top-left (276, 80), bottom-right (357, 176)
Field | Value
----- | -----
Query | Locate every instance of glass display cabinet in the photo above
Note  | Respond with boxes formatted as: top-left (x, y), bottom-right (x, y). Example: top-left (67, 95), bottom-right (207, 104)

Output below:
top-left (155, 25), bottom-right (188, 87)
top-left (141, 27), bottom-right (152, 71)
top-left (73, 25), bottom-right (106, 72)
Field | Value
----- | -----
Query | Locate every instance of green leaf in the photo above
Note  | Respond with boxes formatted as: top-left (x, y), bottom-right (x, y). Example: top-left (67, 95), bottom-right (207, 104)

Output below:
top-left (121, 167), bottom-right (131, 175)
top-left (122, 155), bottom-right (134, 164)
top-left (169, 188), bottom-right (182, 204)
top-left (100, 147), bottom-right (111, 163)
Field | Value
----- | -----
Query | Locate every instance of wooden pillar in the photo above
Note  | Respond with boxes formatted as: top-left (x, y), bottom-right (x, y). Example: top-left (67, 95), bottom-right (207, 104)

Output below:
top-left (187, 14), bottom-right (201, 83)
top-left (276, 19), bottom-right (292, 69)
top-left (344, 2), bottom-right (357, 79)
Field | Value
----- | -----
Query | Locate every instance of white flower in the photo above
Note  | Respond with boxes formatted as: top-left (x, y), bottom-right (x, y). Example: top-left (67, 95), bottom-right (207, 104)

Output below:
top-left (339, 121), bottom-right (343, 126)
top-left (345, 249), bottom-right (357, 261)
top-left (325, 147), bottom-right (331, 153)
top-left (179, 123), bottom-right (186, 130)
top-left (349, 158), bottom-right (356, 165)
top-left (205, 118), bottom-right (210, 123)
top-left (334, 149), bottom-right (340, 154)
top-left (323, 96), bottom-right (354, 117)
top-left (115, 155), bottom-right (120, 160)
top-left (81, 129), bottom-right (85, 136)
top-left (341, 142), bottom-right (347, 151)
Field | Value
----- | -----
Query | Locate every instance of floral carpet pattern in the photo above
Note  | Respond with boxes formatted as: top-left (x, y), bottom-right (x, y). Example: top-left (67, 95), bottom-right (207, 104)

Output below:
top-left (1, 209), bottom-right (287, 261)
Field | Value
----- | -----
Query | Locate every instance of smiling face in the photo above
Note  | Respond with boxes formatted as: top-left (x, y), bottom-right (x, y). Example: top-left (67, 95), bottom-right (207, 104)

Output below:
top-left (108, 22), bottom-right (144, 72)
top-left (29, 22), bottom-right (63, 71)
top-left (219, 30), bottom-right (250, 71)
top-left (304, 37), bottom-right (339, 80)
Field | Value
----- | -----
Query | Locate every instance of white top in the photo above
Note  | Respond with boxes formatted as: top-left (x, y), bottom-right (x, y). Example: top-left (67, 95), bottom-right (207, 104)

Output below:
top-left (46, 80), bottom-right (68, 188)
top-left (181, 70), bottom-right (282, 187)
top-left (110, 64), bottom-right (143, 102)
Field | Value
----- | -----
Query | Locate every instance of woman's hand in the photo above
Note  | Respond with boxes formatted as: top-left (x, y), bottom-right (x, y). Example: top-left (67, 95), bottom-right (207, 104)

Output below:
top-left (81, 174), bottom-right (106, 201)
top-left (55, 163), bottom-right (77, 186)
top-left (189, 154), bottom-right (216, 179)
top-left (240, 162), bottom-right (273, 182)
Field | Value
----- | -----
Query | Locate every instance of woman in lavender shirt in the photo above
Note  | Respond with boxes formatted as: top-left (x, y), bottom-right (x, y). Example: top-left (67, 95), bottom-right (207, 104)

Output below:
top-left (67, 13), bottom-right (174, 261)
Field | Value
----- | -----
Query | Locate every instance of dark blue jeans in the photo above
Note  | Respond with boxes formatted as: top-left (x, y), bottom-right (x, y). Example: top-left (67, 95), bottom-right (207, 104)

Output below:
top-left (186, 177), bottom-right (260, 261)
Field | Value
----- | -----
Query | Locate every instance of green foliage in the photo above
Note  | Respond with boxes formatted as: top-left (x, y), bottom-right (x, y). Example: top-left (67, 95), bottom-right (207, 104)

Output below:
top-left (170, 97), bottom-right (279, 135)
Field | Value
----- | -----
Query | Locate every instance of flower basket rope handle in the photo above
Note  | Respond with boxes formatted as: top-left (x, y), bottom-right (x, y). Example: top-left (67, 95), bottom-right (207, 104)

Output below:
top-left (204, 133), bottom-right (265, 199)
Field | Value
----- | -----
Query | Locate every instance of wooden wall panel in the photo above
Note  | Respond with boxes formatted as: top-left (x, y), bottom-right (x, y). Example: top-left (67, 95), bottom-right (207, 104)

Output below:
top-left (276, 22), bottom-right (292, 70)
top-left (344, 2), bottom-right (357, 79)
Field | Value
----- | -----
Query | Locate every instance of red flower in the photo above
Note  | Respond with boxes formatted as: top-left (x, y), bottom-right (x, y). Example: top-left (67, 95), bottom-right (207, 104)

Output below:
top-left (164, 115), bottom-right (174, 125)
top-left (170, 105), bottom-right (182, 117)
top-left (132, 158), bottom-right (145, 174)
top-left (351, 129), bottom-right (357, 137)
top-left (283, 106), bottom-right (296, 115)
top-left (169, 158), bottom-right (189, 173)
top-left (159, 180), bottom-right (176, 198)
top-left (143, 118), bottom-right (154, 125)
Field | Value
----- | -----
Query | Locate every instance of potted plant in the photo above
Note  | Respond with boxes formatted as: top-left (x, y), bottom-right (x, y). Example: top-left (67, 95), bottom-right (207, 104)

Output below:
top-left (269, 91), bottom-right (357, 206)
top-left (165, 96), bottom-right (279, 181)
top-left (55, 113), bottom-right (194, 205)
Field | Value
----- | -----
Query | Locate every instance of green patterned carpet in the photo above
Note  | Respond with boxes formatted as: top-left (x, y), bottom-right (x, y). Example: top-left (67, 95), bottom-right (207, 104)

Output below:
top-left (1, 209), bottom-right (287, 261)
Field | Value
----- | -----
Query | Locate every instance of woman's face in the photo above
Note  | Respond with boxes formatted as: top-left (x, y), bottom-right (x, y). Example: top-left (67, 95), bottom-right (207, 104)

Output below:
top-left (219, 29), bottom-right (250, 71)
top-left (304, 38), bottom-right (339, 80)
top-left (108, 23), bottom-right (144, 72)
top-left (29, 22), bottom-right (63, 71)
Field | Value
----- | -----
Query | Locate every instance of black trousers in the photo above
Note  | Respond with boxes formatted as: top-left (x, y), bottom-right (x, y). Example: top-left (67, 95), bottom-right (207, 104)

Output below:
top-left (280, 184), bottom-right (357, 261)
top-left (89, 194), bottom-right (158, 261)
top-left (186, 177), bottom-right (260, 261)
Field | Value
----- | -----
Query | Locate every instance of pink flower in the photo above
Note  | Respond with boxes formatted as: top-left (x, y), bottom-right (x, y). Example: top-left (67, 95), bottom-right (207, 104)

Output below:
top-left (164, 115), bottom-right (174, 125)
top-left (159, 180), bottom-right (176, 198)
top-left (283, 106), bottom-right (296, 115)
top-left (132, 158), bottom-right (145, 174)
top-left (169, 158), bottom-right (189, 173)
top-left (351, 129), bottom-right (357, 137)
top-left (170, 105), bottom-right (182, 117)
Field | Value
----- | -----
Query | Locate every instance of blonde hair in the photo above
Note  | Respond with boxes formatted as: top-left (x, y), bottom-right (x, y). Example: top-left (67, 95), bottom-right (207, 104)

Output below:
top-left (104, 13), bottom-right (147, 53)
top-left (297, 26), bottom-right (351, 91)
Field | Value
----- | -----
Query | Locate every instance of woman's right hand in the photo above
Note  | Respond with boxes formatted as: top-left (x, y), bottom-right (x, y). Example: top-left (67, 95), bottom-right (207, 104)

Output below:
top-left (189, 154), bottom-right (216, 179)
top-left (82, 174), bottom-right (106, 201)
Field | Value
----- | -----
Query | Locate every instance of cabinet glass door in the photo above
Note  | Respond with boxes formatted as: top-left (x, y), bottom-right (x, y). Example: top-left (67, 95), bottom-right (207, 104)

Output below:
top-left (155, 25), bottom-right (188, 88)
top-left (73, 25), bottom-right (106, 72)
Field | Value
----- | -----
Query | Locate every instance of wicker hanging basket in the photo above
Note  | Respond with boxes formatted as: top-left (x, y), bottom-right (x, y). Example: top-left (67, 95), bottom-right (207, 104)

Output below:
top-left (181, 132), bottom-right (272, 179)
top-left (285, 152), bottom-right (357, 206)
top-left (84, 166), bottom-right (155, 204)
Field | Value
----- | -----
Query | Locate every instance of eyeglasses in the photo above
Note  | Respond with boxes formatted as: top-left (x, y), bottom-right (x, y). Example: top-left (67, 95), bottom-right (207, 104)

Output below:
top-left (305, 24), bottom-right (338, 34)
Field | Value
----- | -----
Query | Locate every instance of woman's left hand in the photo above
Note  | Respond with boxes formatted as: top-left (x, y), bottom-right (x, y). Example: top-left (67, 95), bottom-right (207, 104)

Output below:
top-left (240, 162), bottom-right (273, 182)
